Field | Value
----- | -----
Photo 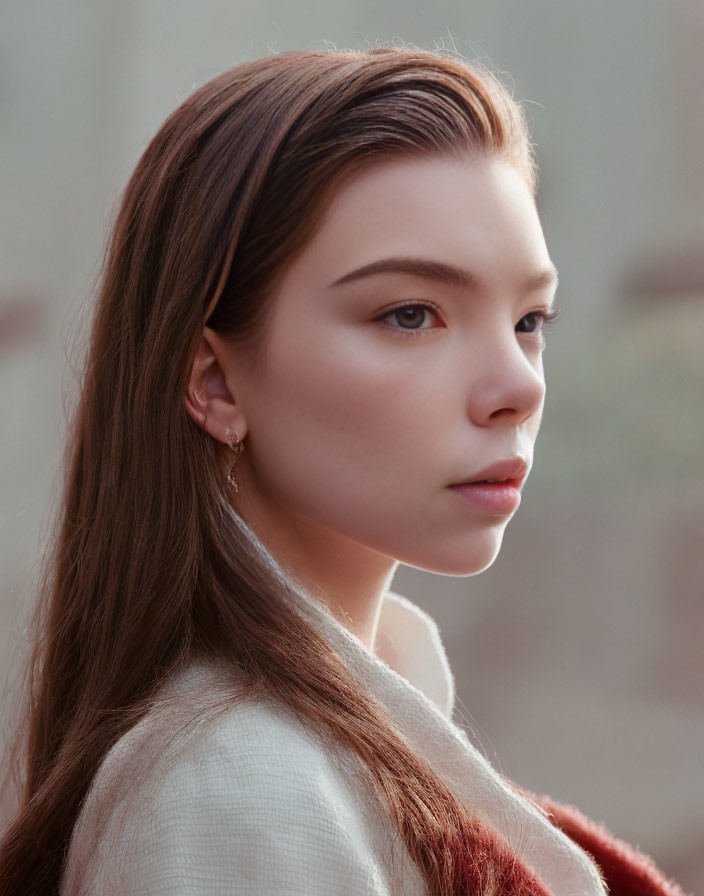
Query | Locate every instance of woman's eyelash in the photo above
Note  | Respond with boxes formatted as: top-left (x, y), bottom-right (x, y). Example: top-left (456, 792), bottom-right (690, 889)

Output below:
top-left (374, 302), bottom-right (561, 335)
top-left (540, 307), bottom-right (561, 327)
top-left (518, 306), bottom-right (561, 335)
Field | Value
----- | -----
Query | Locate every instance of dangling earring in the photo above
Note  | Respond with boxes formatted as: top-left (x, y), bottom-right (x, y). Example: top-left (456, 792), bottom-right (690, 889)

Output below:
top-left (226, 431), bottom-right (244, 493)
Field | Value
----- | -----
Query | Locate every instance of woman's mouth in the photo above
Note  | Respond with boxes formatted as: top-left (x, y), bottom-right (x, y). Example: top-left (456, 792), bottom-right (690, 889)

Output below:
top-left (447, 457), bottom-right (529, 513)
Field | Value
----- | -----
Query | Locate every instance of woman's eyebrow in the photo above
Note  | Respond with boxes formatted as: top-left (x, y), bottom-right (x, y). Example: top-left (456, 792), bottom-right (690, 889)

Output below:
top-left (328, 256), bottom-right (559, 292)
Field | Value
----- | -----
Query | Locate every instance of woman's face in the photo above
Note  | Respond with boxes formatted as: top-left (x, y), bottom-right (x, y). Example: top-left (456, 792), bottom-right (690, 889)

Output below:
top-left (221, 153), bottom-right (557, 577)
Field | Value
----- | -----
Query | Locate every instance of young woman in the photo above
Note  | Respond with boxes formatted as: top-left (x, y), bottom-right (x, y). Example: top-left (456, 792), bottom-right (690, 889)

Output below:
top-left (0, 47), bottom-right (687, 896)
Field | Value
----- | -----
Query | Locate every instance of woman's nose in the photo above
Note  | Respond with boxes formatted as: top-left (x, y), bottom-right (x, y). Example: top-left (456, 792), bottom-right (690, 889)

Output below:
top-left (466, 339), bottom-right (546, 428)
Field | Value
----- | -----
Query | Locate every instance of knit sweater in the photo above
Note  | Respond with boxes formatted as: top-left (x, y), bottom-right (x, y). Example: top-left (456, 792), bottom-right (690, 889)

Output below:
top-left (59, 583), bottom-right (684, 895)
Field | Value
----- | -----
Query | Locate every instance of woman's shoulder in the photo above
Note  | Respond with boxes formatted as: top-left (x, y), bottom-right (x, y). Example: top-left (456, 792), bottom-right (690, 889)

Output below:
top-left (61, 660), bottom-right (412, 895)
top-left (70, 658), bottom-right (361, 831)
top-left (73, 660), bottom-right (333, 816)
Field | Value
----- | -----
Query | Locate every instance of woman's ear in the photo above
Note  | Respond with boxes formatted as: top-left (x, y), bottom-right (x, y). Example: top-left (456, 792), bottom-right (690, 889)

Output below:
top-left (185, 326), bottom-right (248, 443)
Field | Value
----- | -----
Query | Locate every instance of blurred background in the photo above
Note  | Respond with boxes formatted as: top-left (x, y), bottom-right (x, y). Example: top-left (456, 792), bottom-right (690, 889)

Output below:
top-left (1, 0), bottom-right (702, 890)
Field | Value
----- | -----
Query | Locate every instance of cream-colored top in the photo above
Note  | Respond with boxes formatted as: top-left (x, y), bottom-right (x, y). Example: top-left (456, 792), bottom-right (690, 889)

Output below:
top-left (60, 584), bottom-right (607, 895)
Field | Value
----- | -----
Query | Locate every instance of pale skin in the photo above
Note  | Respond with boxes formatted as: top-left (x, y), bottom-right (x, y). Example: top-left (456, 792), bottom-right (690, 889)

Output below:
top-left (185, 153), bottom-right (558, 653)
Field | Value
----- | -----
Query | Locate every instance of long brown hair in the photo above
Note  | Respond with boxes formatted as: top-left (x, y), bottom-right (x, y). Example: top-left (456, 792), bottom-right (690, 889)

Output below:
top-left (0, 47), bottom-right (547, 895)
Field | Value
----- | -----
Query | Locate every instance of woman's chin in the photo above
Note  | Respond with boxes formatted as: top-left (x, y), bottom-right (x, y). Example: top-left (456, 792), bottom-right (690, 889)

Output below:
top-left (401, 530), bottom-right (506, 577)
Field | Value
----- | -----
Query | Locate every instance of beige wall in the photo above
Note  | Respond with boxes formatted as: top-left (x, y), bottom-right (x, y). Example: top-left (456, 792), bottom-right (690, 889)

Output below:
top-left (2, 1), bottom-right (702, 890)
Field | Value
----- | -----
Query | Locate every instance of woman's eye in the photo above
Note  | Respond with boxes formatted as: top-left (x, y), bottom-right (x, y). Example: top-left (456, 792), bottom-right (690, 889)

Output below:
top-left (516, 311), bottom-right (543, 334)
top-left (374, 303), bottom-right (561, 338)
top-left (375, 302), bottom-right (439, 332)
top-left (516, 307), bottom-right (561, 337)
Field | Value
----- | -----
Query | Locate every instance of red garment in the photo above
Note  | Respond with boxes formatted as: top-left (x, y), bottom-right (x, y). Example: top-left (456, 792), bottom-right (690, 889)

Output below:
top-left (529, 792), bottom-right (690, 896)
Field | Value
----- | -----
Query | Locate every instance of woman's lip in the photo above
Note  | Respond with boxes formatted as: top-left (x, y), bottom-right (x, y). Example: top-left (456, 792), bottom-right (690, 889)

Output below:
top-left (451, 457), bottom-right (529, 487)
top-left (447, 481), bottom-right (522, 513)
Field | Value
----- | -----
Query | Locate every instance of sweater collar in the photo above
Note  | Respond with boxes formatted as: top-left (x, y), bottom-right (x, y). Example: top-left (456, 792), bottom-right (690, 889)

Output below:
top-left (282, 575), bottom-right (607, 896)
top-left (373, 589), bottom-right (456, 719)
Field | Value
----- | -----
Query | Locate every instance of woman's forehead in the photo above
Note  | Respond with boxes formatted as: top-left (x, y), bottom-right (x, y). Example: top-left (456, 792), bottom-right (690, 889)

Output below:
top-left (279, 154), bottom-right (552, 298)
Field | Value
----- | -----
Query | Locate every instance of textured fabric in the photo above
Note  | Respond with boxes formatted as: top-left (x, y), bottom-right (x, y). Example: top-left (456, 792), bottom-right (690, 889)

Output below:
top-left (61, 675), bottom-right (419, 895)
top-left (59, 581), bottom-right (654, 895)
top-left (530, 794), bottom-right (690, 896)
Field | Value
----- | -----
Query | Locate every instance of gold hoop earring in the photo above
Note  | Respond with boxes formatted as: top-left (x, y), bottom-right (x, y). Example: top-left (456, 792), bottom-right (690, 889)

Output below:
top-left (226, 432), bottom-right (244, 493)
